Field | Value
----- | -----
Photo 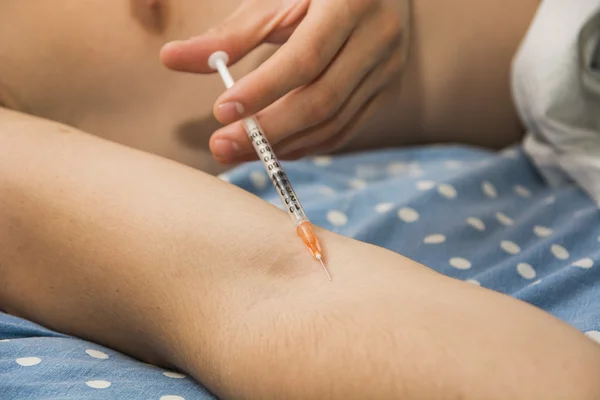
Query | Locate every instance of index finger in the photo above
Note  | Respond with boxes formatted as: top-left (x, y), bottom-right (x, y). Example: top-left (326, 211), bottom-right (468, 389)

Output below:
top-left (160, 0), bottom-right (304, 74)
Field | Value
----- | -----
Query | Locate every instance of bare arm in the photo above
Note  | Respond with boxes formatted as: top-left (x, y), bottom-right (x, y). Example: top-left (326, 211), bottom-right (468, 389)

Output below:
top-left (1, 107), bottom-right (599, 399)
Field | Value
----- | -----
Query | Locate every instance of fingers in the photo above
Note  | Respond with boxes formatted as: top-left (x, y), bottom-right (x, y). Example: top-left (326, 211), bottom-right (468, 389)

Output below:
top-left (263, 0), bottom-right (310, 44)
top-left (276, 52), bottom-right (403, 156)
top-left (251, 10), bottom-right (403, 144)
top-left (210, 49), bottom-right (404, 164)
top-left (209, 12), bottom-right (404, 162)
top-left (280, 93), bottom-right (381, 160)
top-left (160, 0), bottom-right (310, 74)
top-left (212, 0), bottom-right (362, 124)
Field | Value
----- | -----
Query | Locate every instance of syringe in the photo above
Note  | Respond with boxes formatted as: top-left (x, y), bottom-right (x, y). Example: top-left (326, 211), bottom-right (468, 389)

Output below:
top-left (208, 51), bottom-right (332, 281)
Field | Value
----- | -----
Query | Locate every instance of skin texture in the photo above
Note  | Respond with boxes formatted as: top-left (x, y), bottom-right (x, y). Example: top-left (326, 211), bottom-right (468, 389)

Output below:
top-left (5, 0), bottom-right (599, 399)
top-left (1, 0), bottom-right (538, 174)
top-left (0, 0), bottom-right (269, 175)
top-left (2, 107), bottom-right (600, 400)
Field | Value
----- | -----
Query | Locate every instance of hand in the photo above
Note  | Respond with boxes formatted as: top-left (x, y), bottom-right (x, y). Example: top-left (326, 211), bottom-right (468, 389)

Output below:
top-left (160, 0), bottom-right (411, 163)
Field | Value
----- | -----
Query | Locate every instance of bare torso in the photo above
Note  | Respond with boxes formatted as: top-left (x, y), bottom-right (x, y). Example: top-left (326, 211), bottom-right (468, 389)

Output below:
top-left (0, 0), bottom-right (538, 174)
top-left (0, 0), bottom-right (275, 174)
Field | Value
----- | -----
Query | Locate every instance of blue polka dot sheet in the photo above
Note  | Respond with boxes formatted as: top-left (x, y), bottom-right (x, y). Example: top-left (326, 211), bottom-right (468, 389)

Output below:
top-left (2, 144), bottom-right (600, 399)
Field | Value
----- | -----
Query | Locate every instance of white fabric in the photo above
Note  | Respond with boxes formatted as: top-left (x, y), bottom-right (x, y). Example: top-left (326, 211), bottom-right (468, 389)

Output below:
top-left (512, 0), bottom-right (600, 206)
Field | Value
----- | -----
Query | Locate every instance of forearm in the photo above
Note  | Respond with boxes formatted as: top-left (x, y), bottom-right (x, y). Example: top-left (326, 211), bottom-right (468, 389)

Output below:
top-left (197, 233), bottom-right (600, 399)
top-left (1, 108), bottom-right (599, 400)
top-left (0, 108), bottom-right (298, 367)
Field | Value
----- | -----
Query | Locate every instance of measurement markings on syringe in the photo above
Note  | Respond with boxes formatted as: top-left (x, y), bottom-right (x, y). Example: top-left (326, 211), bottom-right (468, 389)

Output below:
top-left (210, 50), bottom-right (331, 279)
top-left (272, 170), bottom-right (303, 214)
top-left (250, 127), bottom-right (279, 170)
top-left (249, 126), bottom-right (303, 216)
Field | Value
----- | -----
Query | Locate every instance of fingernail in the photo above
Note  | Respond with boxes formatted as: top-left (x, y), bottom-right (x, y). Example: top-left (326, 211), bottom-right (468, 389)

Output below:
top-left (212, 138), bottom-right (241, 159)
top-left (216, 102), bottom-right (244, 123)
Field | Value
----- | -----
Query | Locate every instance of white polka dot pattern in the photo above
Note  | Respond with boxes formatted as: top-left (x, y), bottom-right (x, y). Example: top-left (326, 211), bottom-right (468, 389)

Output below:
top-left (482, 181), bottom-right (498, 198)
top-left (163, 371), bottom-right (186, 379)
top-left (514, 185), bottom-right (531, 197)
top-left (387, 162), bottom-right (407, 175)
top-left (500, 240), bottom-right (521, 255)
top-left (327, 210), bottom-right (348, 227)
top-left (424, 234), bottom-right (446, 244)
top-left (496, 212), bottom-right (514, 226)
top-left (85, 349), bottom-right (109, 360)
top-left (585, 331), bottom-right (600, 344)
top-left (318, 186), bottom-right (336, 196)
top-left (437, 184), bottom-right (457, 199)
top-left (16, 357), bottom-right (41, 367)
top-left (348, 179), bottom-right (367, 190)
top-left (250, 171), bottom-right (268, 190)
top-left (551, 244), bottom-right (569, 260)
top-left (398, 208), bottom-right (419, 223)
top-left (517, 263), bottom-right (536, 279)
top-left (313, 156), bottom-right (332, 166)
top-left (416, 180), bottom-right (436, 191)
top-left (375, 203), bottom-right (395, 213)
top-left (466, 217), bottom-right (486, 231)
top-left (572, 258), bottom-right (594, 269)
top-left (86, 380), bottom-right (111, 389)
top-left (533, 225), bottom-right (553, 237)
top-left (449, 258), bottom-right (472, 270)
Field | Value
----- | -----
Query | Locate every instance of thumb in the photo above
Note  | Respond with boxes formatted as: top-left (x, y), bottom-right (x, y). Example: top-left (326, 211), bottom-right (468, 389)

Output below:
top-left (160, 0), bottom-right (309, 74)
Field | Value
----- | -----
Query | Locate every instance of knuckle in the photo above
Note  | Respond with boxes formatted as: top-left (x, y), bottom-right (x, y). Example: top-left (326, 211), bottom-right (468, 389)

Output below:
top-left (289, 46), bottom-right (323, 83)
top-left (310, 85), bottom-right (340, 121)
top-left (379, 53), bottom-right (406, 85)
top-left (311, 122), bottom-right (347, 153)
top-left (308, 102), bottom-right (330, 123)
top-left (387, 54), bottom-right (405, 76)
top-left (320, 135), bottom-right (348, 154)
top-left (301, 62), bottom-right (320, 83)
top-left (329, 130), bottom-right (354, 151)
top-left (380, 13), bottom-right (404, 42)
top-left (346, 0), bottom-right (378, 17)
top-left (302, 47), bottom-right (325, 79)
top-left (324, 115), bottom-right (348, 138)
top-left (298, 134), bottom-right (325, 153)
top-left (310, 128), bottom-right (338, 149)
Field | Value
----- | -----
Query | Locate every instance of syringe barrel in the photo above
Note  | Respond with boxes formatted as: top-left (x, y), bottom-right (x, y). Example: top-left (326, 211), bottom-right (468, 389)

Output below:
top-left (242, 117), bottom-right (309, 227)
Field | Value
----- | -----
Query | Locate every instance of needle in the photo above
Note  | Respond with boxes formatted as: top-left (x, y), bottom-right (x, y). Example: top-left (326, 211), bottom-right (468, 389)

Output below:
top-left (316, 254), bottom-right (332, 281)
top-left (209, 50), bottom-right (333, 281)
